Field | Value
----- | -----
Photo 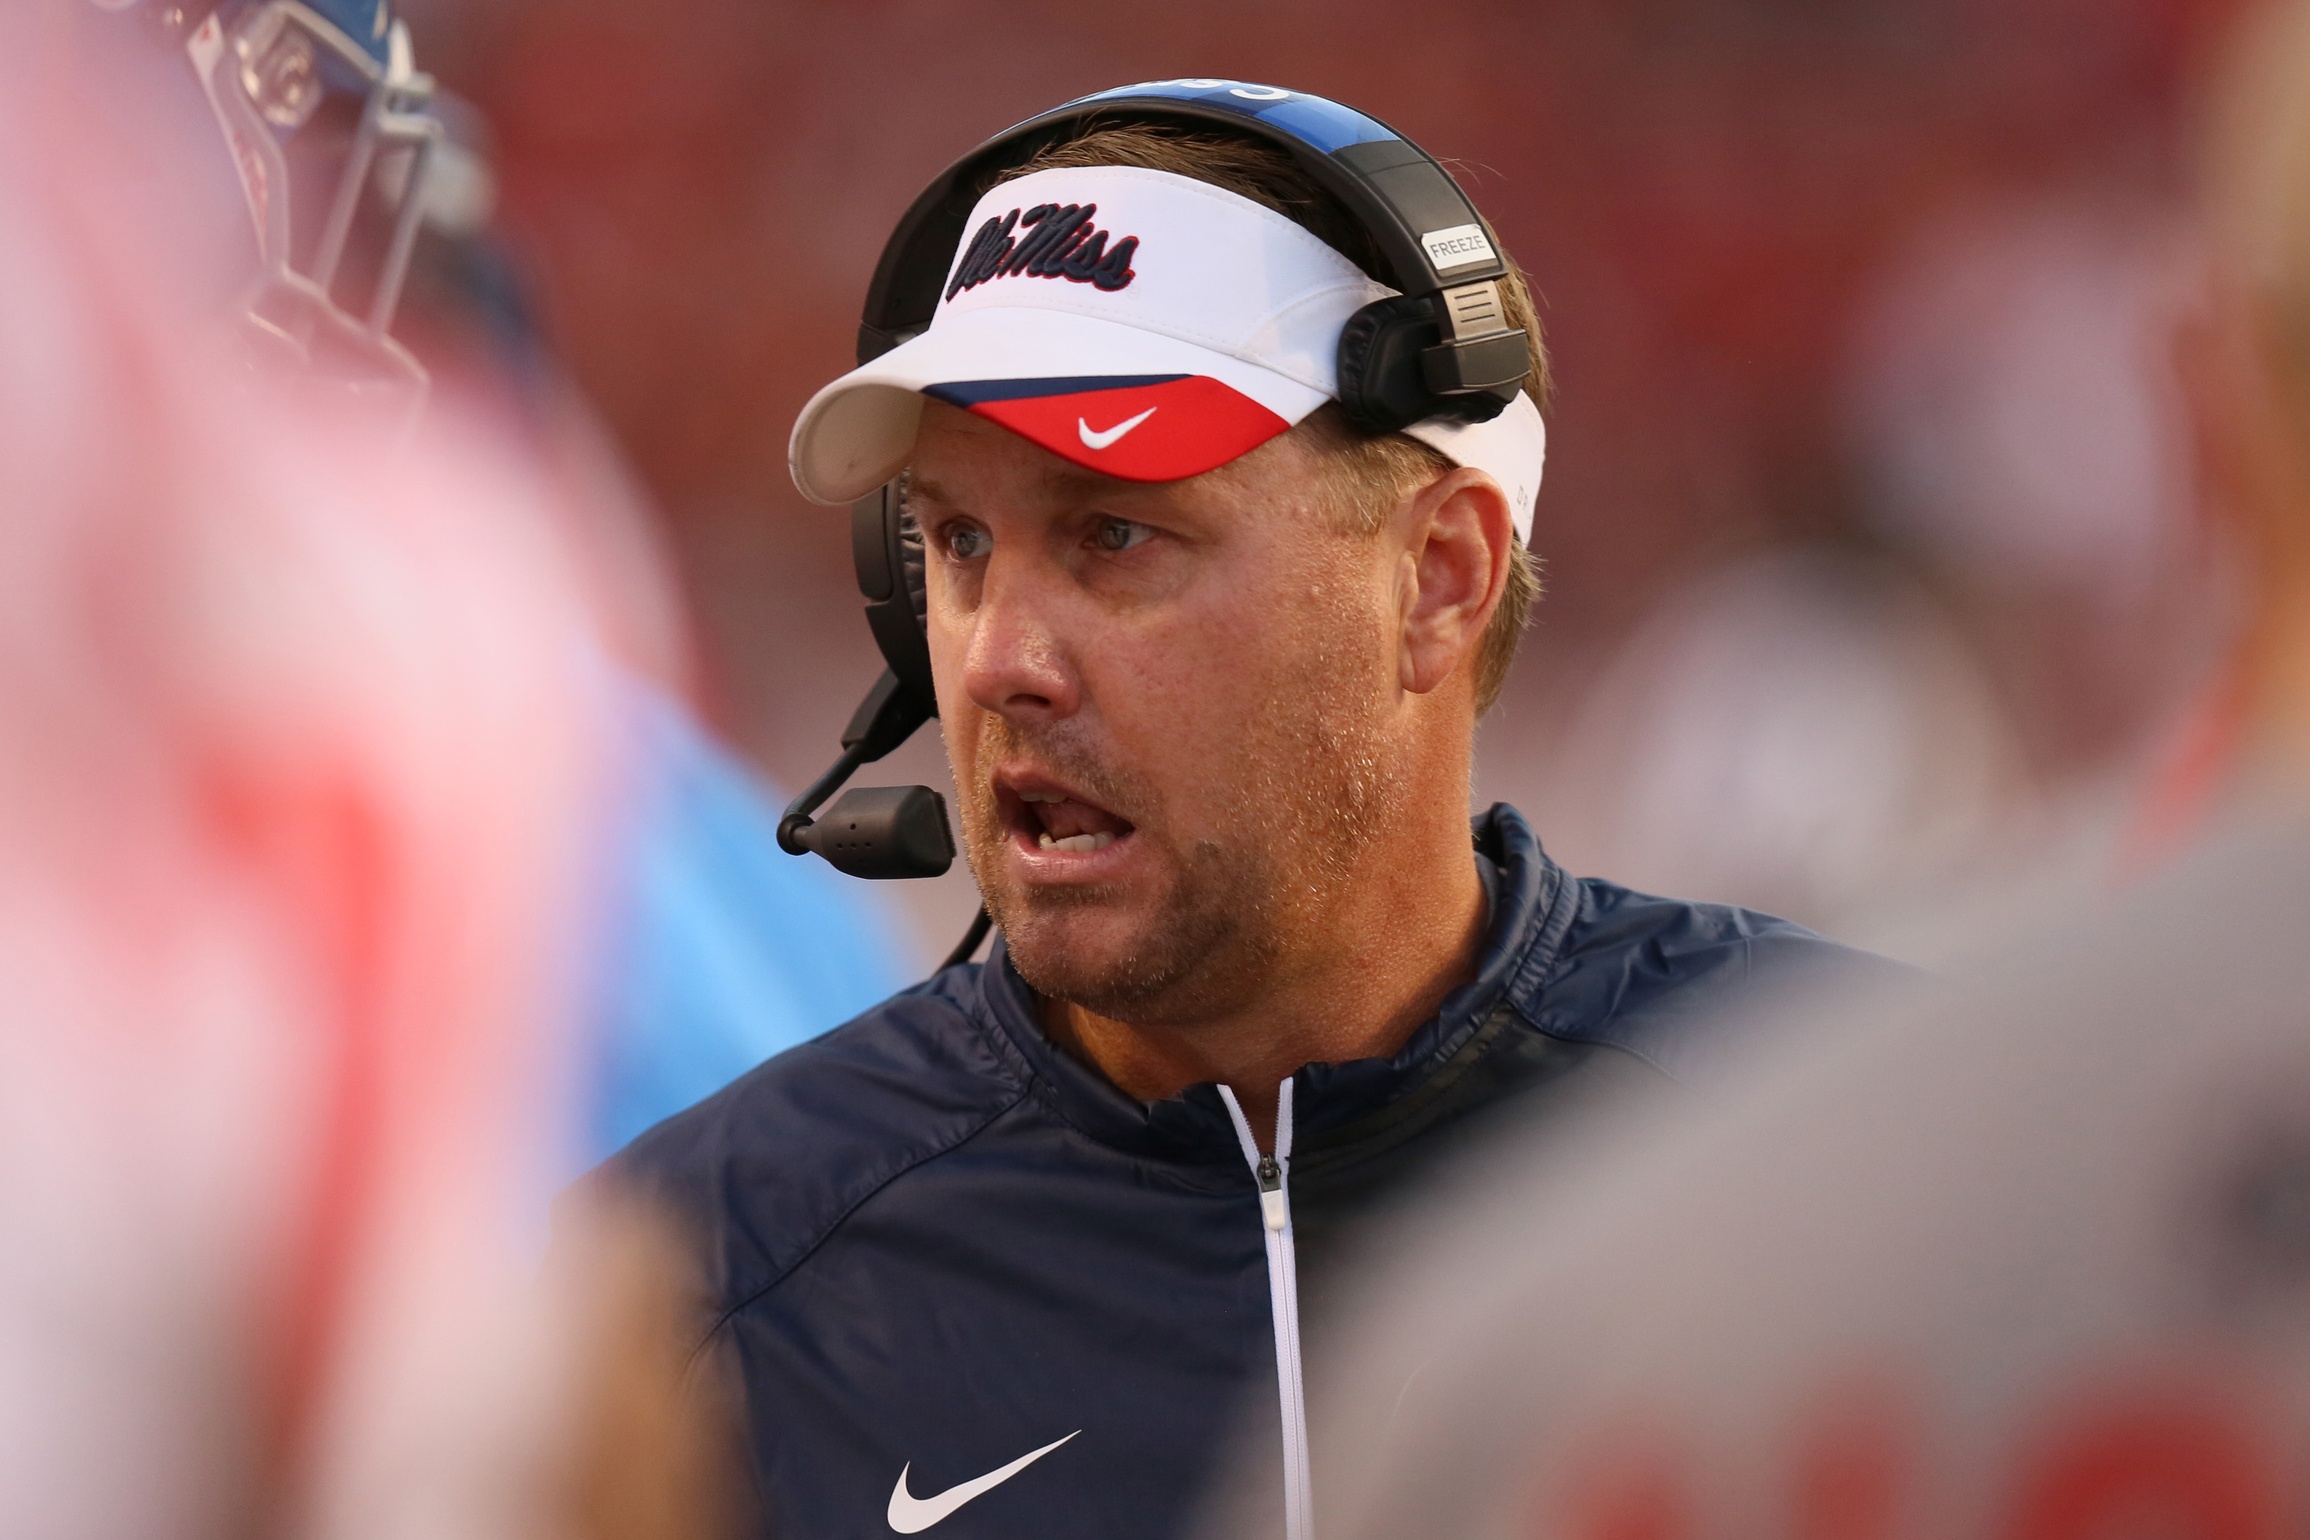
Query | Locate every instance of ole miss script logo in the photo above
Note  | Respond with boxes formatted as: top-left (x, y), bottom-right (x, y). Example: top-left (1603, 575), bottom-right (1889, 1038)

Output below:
top-left (947, 203), bottom-right (1140, 300)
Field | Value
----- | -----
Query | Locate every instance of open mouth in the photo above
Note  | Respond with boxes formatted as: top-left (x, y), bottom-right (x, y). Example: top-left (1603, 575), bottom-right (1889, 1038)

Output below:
top-left (999, 777), bottom-right (1137, 857)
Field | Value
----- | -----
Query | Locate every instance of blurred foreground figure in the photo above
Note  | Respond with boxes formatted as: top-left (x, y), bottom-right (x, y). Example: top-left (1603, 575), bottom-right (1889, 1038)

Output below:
top-left (0, 13), bottom-right (739, 1539)
top-left (1225, 7), bottom-right (2310, 1538)
top-left (63, 0), bottom-right (907, 1166)
top-left (1236, 841), bottom-right (2310, 1540)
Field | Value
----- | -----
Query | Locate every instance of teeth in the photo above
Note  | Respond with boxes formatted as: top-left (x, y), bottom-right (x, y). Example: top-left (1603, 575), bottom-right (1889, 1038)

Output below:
top-left (1036, 831), bottom-right (1116, 853)
top-left (1019, 791), bottom-right (1065, 804)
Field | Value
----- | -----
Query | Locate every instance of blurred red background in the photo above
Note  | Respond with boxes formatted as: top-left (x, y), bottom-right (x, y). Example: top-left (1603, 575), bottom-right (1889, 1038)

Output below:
top-left (407, 0), bottom-right (2247, 953)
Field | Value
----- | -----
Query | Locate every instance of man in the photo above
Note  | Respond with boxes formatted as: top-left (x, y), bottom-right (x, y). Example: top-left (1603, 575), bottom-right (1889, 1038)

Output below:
top-left (1219, 10), bottom-right (2310, 1540)
top-left (611, 85), bottom-right (1887, 1540)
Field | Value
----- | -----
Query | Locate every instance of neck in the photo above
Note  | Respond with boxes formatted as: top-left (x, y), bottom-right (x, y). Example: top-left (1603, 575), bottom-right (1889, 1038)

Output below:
top-left (1038, 798), bottom-right (1490, 1149)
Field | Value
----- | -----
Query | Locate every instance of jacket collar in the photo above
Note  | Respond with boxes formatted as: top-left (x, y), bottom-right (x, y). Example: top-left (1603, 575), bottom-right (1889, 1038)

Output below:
top-left (967, 804), bottom-right (1576, 1166)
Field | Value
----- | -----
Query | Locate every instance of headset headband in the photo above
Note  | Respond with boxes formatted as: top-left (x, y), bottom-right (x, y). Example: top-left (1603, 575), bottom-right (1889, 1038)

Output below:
top-left (857, 79), bottom-right (1527, 416)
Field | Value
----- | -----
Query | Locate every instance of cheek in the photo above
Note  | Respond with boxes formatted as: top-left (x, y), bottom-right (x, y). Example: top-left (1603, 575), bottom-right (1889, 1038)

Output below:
top-left (926, 609), bottom-right (968, 717)
top-left (924, 573), bottom-right (996, 723)
top-left (1087, 553), bottom-right (1392, 751)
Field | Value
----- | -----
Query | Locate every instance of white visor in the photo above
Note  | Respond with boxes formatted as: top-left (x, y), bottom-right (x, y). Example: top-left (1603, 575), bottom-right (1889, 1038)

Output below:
top-left (789, 164), bottom-right (1546, 542)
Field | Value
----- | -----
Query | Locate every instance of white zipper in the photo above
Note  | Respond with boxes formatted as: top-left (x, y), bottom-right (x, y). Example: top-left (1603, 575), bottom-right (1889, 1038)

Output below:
top-left (1218, 1079), bottom-right (1312, 1540)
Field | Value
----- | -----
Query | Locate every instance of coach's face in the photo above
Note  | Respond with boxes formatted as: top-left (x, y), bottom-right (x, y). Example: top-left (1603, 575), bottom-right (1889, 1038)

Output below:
top-left (910, 400), bottom-right (1414, 1024)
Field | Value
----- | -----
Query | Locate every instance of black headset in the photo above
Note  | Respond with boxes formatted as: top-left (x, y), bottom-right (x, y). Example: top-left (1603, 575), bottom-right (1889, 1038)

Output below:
top-left (779, 80), bottom-right (1529, 964)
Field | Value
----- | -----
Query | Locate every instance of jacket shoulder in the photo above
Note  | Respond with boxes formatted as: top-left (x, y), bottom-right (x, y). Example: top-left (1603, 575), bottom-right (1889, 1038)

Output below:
top-left (591, 966), bottom-right (1028, 1330)
top-left (1517, 875), bottom-right (1902, 1081)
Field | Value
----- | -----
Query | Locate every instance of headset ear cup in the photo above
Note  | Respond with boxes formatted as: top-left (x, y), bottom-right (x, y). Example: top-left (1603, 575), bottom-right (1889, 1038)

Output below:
top-left (1335, 295), bottom-right (1442, 433)
top-left (852, 481), bottom-right (939, 715)
top-left (898, 502), bottom-right (929, 636)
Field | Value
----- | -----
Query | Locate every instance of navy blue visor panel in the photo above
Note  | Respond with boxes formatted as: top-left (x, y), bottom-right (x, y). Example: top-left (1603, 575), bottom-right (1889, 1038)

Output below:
top-left (1059, 81), bottom-right (1398, 155)
top-left (924, 375), bottom-right (1191, 407)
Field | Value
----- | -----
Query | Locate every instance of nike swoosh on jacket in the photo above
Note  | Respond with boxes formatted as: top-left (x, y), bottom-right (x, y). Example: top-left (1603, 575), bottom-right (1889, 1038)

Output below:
top-left (888, 1431), bottom-right (1079, 1532)
top-left (600, 805), bottom-right (1897, 1540)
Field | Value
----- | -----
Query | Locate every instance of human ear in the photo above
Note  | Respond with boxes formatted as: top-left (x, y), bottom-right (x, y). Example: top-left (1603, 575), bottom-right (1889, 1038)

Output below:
top-left (1393, 467), bottom-right (1514, 697)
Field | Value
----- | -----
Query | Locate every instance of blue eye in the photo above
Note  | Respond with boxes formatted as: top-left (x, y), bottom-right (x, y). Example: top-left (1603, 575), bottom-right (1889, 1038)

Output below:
top-left (946, 525), bottom-right (992, 560)
top-left (1094, 518), bottom-right (1152, 552)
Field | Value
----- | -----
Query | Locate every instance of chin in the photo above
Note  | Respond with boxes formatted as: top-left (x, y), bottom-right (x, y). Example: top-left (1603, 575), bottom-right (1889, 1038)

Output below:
top-left (989, 909), bottom-right (1154, 1011)
top-left (1000, 901), bottom-right (1158, 995)
top-left (994, 880), bottom-right (1265, 1025)
top-left (963, 804), bottom-right (1279, 1018)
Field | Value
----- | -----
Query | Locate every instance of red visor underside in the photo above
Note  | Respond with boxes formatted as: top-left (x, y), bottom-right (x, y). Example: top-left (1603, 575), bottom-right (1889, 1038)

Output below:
top-left (963, 376), bottom-right (1293, 482)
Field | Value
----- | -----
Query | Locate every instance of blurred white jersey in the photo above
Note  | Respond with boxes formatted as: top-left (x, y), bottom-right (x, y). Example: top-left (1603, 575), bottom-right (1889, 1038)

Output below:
top-left (1244, 825), bottom-right (2310, 1540)
top-left (0, 31), bottom-right (610, 1540)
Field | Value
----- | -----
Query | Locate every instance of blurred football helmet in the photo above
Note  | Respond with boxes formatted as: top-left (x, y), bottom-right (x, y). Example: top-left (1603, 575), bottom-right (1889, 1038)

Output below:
top-left (96, 0), bottom-right (446, 415)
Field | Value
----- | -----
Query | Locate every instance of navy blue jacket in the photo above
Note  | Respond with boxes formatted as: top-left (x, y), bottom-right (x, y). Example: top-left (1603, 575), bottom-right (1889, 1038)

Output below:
top-left (608, 806), bottom-right (1887, 1540)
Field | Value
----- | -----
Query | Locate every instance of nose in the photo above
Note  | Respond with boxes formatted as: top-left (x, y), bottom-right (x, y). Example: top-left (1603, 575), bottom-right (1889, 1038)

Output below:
top-left (957, 559), bottom-right (1082, 724)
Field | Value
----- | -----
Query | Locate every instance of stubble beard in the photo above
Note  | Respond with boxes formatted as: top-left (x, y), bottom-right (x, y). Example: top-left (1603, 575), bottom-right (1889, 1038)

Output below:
top-left (953, 643), bottom-right (1406, 1028)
